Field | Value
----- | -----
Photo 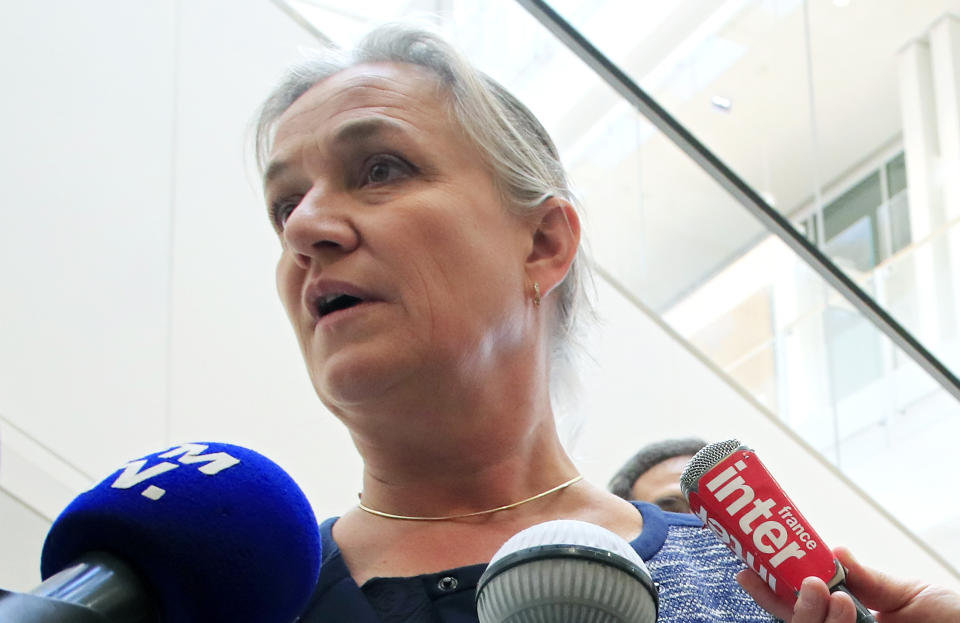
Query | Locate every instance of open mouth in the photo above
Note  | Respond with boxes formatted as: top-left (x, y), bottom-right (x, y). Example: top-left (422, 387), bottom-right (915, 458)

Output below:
top-left (316, 294), bottom-right (365, 319)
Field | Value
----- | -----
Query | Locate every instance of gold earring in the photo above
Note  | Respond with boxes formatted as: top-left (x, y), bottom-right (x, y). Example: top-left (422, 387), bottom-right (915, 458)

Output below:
top-left (533, 282), bottom-right (541, 307)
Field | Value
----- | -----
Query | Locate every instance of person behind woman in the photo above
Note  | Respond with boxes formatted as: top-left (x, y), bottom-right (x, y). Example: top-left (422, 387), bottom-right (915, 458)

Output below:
top-left (609, 437), bottom-right (707, 513)
top-left (254, 23), bottom-right (960, 623)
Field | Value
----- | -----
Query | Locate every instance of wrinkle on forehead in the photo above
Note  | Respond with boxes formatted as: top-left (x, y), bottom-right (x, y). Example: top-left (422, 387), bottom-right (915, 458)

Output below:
top-left (264, 63), bottom-right (459, 171)
top-left (274, 63), bottom-right (449, 140)
top-left (265, 62), bottom-right (463, 187)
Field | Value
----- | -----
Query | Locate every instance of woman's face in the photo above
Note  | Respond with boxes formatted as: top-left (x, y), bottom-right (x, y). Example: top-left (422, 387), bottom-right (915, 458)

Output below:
top-left (264, 63), bottom-right (534, 409)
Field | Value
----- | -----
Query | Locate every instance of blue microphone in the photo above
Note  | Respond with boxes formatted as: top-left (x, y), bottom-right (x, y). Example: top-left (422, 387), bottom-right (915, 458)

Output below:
top-left (2, 442), bottom-right (321, 622)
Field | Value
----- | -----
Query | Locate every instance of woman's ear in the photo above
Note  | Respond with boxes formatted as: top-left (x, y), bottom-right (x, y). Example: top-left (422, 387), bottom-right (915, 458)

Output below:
top-left (525, 197), bottom-right (581, 296)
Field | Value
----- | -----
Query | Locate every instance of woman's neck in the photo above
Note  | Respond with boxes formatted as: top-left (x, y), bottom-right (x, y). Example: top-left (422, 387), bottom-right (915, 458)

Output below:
top-left (335, 344), bottom-right (573, 516)
top-left (352, 407), bottom-right (579, 520)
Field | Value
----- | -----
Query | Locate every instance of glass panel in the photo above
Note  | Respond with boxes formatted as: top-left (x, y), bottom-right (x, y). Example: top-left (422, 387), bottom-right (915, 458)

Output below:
top-left (690, 288), bottom-right (773, 370)
top-left (823, 304), bottom-right (885, 404)
top-left (877, 219), bottom-right (960, 371)
top-left (889, 191), bottom-right (912, 254)
top-left (563, 107), bottom-right (765, 311)
top-left (887, 151), bottom-right (908, 197)
top-left (539, 0), bottom-right (820, 219)
top-left (823, 172), bottom-right (882, 242)
top-left (727, 341), bottom-right (779, 415)
top-left (823, 214), bottom-right (876, 273)
top-left (544, 0), bottom-right (960, 569)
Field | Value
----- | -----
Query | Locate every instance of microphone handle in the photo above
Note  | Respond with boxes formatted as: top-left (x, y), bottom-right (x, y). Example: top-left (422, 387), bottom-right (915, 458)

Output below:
top-left (0, 588), bottom-right (110, 622)
top-left (21, 552), bottom-right (158, 623)
top-left (831, 583), bottom-right (877, 623)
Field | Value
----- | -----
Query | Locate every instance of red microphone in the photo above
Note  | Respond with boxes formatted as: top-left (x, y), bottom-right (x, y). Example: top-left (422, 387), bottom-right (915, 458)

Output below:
top-left (680, 439), bottom-right (876, 623)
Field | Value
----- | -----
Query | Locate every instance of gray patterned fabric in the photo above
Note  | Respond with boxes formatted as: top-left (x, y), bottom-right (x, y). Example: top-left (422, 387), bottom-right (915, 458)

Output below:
top-left (643, 518), bottom-right (781, 622)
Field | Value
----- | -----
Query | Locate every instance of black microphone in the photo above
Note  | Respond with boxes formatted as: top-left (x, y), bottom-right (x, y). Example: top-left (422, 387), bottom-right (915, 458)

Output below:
top-left (476, 519), bottom-right (658, 623)
top-left (0, 552), bottom-right (153, 622)
top-left (680, 439), bottom-right (876, 623)
top-left (0, 442), bottom-right (321, 622)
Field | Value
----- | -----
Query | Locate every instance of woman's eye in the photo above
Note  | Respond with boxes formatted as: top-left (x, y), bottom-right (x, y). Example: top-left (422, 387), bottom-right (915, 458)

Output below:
top-left (362, 155), bottom-right (411, 186)
top-left (271, 198), bottom-right (300, 230)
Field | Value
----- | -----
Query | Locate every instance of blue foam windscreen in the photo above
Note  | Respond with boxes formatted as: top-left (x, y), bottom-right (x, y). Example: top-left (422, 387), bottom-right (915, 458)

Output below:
top-left (40, 442), bottom-right (321, 623)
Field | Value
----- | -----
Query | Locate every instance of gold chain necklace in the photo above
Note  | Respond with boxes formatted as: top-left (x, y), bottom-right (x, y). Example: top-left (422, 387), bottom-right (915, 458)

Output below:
top-left (357, 475), bottom-right (583, 521)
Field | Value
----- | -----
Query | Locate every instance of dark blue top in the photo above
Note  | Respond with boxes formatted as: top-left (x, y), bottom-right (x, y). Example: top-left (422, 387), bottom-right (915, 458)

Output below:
top-left (296, 502), bottom-right (775, 622)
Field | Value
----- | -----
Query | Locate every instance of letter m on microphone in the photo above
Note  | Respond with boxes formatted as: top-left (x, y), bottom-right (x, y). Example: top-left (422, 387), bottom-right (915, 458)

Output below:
top-left (110, 443), bottom-right (241, 500)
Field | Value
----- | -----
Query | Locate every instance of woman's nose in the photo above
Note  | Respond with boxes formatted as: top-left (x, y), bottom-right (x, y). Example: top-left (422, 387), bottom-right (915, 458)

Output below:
top-left (281, 194), bottom-right (360, 269)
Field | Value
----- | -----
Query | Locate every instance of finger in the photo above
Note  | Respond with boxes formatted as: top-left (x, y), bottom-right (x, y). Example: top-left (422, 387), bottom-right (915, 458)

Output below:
top-left (824, 590), bottom-right (857, 623)
top-left (834, 547), bottom-right (923, 613)
top-left (736, 569), bottom-right (794, 620)
top-left (792, 577), bottom-right (831, 623)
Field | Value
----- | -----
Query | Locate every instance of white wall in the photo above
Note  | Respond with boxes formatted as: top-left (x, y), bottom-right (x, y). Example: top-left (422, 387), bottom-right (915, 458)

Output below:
top-left (1, 0), bottom-right (957, 595)
top-left (1, 0), bottom-right (175, 480)
top-left (0, 491), bottom-right (50, 591)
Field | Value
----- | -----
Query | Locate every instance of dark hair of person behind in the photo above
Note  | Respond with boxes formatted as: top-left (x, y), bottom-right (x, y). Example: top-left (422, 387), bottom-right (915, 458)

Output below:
top-left (608, 438), bottom-right (707, 500)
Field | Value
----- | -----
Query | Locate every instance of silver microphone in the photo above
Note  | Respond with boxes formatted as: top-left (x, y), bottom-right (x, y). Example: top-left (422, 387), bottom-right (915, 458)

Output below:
top-left (476, 519), bottom-right (658, 622)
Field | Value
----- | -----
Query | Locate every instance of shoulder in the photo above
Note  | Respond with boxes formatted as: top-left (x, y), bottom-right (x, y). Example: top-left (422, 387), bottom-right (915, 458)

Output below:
top-left (629, 503), bottom-right (778, 622)
top-left (317, 516), bottom-right (348, 582)
top-left (628, 501), bottom-right (701, 559)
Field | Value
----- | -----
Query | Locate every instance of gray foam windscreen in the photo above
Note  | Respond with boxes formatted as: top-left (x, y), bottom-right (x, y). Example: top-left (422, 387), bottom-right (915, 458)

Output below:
top-left (476, 519), bottom-right (658, 623)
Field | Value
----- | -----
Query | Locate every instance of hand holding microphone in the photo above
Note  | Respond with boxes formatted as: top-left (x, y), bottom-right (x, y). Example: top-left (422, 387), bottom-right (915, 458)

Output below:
top-left (681, 439), bottom-right (960, 623)
top-left (739, 545), bottom-right (960, 623)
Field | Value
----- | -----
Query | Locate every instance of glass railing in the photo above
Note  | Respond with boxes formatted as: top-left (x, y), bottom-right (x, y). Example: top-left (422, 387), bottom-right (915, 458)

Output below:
top-left (511, 0), bottom-right (960, 570)
top-left (874, 215), bottom-right (960, 375)
top-left (666, 215), bottom-right (960, 556)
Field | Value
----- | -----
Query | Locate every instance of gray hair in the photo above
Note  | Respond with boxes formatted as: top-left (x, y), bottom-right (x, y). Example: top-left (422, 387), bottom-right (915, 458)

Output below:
top-left (254, 23), bottom-right (591, 363)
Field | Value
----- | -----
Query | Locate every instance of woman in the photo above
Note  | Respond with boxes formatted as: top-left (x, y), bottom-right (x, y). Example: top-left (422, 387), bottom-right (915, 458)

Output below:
top-left (254, 24), bottom-right (959, 623)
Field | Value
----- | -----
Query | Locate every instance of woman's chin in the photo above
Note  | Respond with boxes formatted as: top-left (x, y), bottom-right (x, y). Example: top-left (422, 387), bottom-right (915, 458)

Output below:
top-left (310, 357), bottom-right (413, 411)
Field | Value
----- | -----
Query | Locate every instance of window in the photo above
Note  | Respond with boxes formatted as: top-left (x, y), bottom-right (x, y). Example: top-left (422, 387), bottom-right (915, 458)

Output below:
top-left (797, 151), bottom-right (911, 273)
